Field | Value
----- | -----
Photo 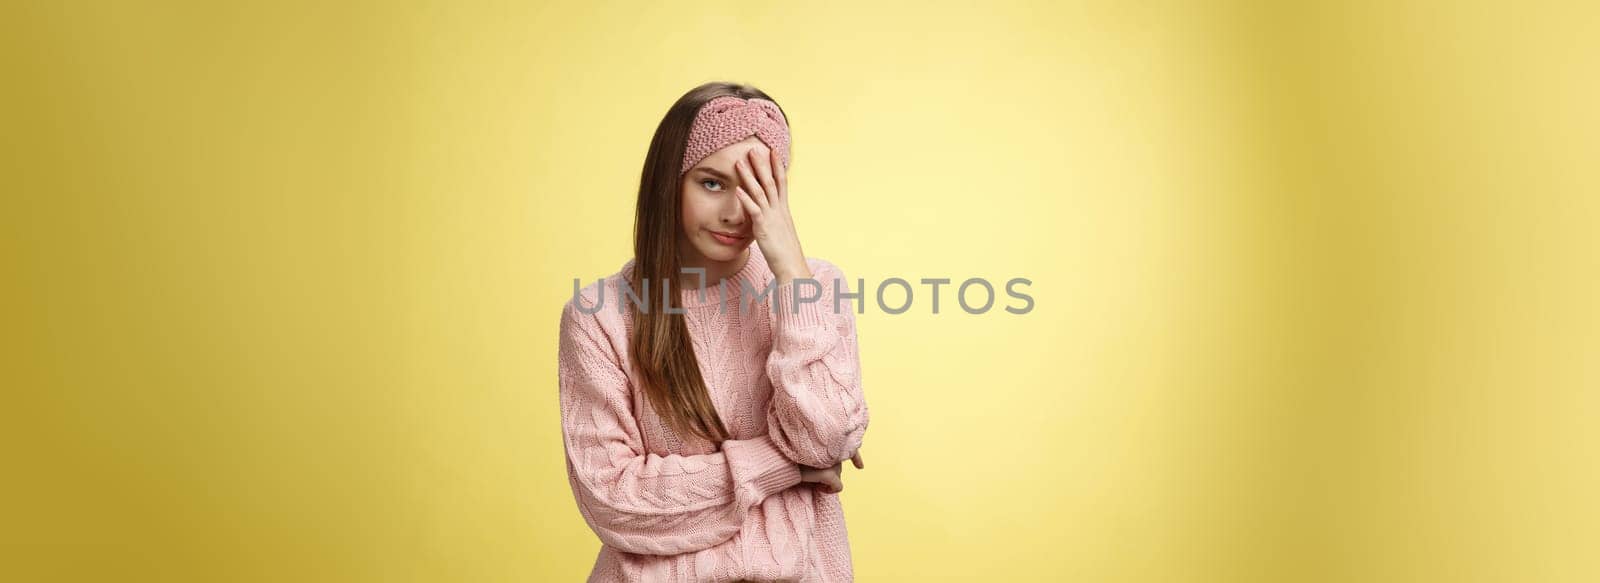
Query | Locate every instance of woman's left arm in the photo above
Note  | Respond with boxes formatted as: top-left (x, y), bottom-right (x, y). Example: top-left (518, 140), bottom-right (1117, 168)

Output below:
top-left (732, 143), bottom-right (869, 469)
top-left (764, 259), bottom-right (870, 469)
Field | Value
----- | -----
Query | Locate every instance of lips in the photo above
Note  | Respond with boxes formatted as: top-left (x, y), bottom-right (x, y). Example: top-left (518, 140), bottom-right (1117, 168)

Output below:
top-left (707, 229), bottom-right (749, 245)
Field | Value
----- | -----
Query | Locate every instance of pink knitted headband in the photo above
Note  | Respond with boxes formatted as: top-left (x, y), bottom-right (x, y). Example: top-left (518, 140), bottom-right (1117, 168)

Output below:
top-left (679, 95), bottom-right (791, 177)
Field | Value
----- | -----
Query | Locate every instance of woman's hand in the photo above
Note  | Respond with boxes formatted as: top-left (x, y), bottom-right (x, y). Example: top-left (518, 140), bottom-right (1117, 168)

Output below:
top-left (799, 462), bottom-right (843, 494)
top-left (798, 448), bottom-right (865, 494)
top-left (734, 145), bottom-right (811, 284)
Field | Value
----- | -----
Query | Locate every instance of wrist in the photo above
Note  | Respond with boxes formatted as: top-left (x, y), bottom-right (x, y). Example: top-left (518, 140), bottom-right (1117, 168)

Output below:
top-left (772, 261), bottom-right (812, 285)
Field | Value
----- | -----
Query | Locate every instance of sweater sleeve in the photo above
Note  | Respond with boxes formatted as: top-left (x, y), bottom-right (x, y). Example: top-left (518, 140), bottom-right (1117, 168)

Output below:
top-left (764, 259), bottom-right (871, 469)
top-left (558, 300), bottom-right (804, 556)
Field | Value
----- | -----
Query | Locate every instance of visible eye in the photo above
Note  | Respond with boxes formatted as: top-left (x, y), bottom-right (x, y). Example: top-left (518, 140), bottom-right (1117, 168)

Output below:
top-left (700, 178), bottom-right (724, 192)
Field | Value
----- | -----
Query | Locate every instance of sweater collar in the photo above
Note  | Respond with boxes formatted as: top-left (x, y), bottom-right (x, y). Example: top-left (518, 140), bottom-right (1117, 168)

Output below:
top-left (619, 244), bottom-right (773, 309)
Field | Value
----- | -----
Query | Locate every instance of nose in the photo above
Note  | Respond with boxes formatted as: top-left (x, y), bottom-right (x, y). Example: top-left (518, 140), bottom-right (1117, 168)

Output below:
top-left (720, 190), bottom-right (746, 226)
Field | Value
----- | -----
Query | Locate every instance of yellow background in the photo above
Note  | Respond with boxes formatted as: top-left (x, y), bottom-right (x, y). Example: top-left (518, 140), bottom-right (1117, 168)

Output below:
top-left (4, 1), bottom-right (1597, 581)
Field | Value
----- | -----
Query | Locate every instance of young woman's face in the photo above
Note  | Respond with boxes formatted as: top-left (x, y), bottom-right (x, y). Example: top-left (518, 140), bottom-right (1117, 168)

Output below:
top-left (679, 136), bottom-right (769, 265)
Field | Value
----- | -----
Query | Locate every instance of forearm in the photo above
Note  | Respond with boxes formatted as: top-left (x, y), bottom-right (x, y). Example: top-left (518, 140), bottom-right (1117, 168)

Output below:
top-left (764, 261), bottom-right (870, 467)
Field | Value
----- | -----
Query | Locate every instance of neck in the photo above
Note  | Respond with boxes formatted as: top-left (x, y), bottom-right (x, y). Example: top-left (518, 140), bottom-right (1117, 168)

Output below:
top-left (678, 246), bottom-right (750, 291)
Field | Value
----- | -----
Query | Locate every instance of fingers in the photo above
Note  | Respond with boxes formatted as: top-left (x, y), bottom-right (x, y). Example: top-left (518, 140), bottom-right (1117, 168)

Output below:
top-left (769, 146), bottom-right (787, 202)
top-left (749, 147), bottom-right (778, 204)
top-left (851, 450), bottom-right (864, 469)
top-left (734, 158), bottom-right (768, 208)
top-left (734, 185), bottom-right (762, 219)
top-left (803, 461), bottom-right (849, 494)
top-left (820, 473), bottom-right (843, 494)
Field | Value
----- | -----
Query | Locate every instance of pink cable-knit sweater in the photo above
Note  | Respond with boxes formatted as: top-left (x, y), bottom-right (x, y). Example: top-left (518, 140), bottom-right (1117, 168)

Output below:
top-left (557, 244), bottom-right (870, 582)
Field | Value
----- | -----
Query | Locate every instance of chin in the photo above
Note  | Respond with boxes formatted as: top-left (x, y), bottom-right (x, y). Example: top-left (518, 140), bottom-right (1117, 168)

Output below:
top-left (693, 237), bottom-right (742, 261)
top-left (701, 243), bottom-right (744, 262)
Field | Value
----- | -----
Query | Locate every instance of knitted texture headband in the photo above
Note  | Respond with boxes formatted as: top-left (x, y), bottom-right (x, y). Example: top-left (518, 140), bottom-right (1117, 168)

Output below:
top-left (679, 95), bottom-right (791, 177)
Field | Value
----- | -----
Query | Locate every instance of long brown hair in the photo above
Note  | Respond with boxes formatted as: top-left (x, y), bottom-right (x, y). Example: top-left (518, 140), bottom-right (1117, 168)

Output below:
top-left (630, 82), bottom-right (790, 444)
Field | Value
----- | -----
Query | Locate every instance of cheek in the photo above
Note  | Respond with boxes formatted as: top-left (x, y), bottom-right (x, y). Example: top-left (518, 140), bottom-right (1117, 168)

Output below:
top-left (680, 192), bottom-right (712, 232)
top-left (683, 191), bottom-right (718, 221)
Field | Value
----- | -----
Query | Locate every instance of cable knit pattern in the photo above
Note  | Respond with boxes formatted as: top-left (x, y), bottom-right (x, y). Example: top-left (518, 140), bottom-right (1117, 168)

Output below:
top-left (558, 244), bottom-right (867, 582)
top-left (766, 270), bottom-right (870, 470)
top-left (679, 95), bottom-right (791, 177)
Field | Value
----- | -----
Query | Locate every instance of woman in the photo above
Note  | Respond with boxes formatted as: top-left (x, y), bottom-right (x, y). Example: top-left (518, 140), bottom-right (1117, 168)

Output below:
top-left (557, 81), bottom-right (870, 582)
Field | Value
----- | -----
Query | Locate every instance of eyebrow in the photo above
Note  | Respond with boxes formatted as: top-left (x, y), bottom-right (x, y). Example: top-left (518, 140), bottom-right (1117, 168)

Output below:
top-left (690, 167), bottom-right (733, 181)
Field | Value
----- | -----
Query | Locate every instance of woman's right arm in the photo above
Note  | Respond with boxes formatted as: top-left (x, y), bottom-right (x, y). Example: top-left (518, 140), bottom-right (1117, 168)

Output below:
top-left (558, 300), bottom-right (803, 556)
